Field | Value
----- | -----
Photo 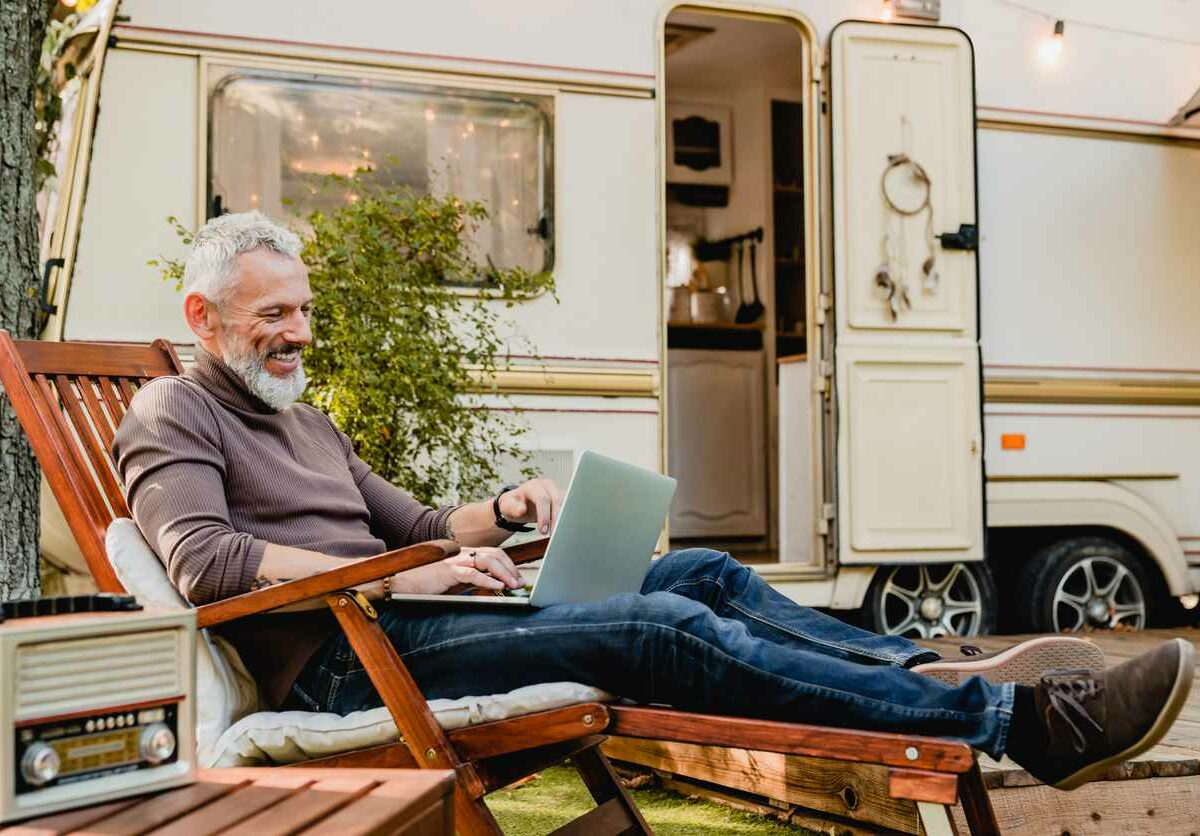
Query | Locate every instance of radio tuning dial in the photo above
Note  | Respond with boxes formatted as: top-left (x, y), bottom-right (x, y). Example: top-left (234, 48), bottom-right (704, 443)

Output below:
top-left (139, 723), bottom-right (176, 765)
top-left (21, 742), bottom-right (61, 787)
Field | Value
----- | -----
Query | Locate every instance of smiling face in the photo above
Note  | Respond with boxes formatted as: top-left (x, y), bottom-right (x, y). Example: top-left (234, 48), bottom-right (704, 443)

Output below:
top-left (188, 247), bottom-right (314, 409)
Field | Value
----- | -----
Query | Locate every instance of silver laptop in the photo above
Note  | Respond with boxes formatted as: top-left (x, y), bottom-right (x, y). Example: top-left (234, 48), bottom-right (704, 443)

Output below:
top-left (391, 450), bottom-right (676, 607)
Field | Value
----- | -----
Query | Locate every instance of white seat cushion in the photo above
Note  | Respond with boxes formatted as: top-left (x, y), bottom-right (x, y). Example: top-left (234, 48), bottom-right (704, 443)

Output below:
top-left (105, 519), bottom-right (611, 767)
top-left (207, 681), bottom-right (612, 767)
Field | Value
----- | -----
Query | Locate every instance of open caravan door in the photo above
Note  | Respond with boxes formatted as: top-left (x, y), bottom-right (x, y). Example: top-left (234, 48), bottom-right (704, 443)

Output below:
top-left (828, 22), bottom-right (983, 567)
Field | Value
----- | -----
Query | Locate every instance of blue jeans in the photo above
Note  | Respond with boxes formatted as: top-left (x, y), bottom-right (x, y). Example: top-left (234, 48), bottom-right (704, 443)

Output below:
top-left (287, 549), bottom-right (1014, 758)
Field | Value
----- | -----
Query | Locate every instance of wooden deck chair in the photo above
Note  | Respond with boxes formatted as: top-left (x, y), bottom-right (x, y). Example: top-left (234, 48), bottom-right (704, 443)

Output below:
top-left (0, 331), bottom-right (1002, 835)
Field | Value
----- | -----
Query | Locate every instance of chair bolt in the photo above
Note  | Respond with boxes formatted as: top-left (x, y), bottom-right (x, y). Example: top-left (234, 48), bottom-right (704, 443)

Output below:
top-left (425, 747), bottom-right (437, 761)
top-left (905, 746), bottom-right (919, 761)
top-left (582, 714), bottom-right (594, 726)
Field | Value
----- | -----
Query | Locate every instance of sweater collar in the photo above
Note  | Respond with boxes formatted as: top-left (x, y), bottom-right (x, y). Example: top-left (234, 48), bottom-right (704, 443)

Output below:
top-left (187, 346), bottom-right (278, 415)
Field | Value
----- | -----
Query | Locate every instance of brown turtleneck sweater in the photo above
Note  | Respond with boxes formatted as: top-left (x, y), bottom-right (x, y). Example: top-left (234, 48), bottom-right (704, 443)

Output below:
top-left (113, 348), bottom-right (456, 707)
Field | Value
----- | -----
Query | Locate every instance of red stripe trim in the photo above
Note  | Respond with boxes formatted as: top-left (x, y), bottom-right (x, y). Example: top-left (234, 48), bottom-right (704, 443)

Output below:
top-left (505, 354), bottom-right (659, 365)
top-left (985, 362), bottom-right (1200, 375)
top-left (985, 410), bottom-right (1200, 420)
top-left (484, 406), bottom-right (658, 415)
top-left (978, 104), bottom-right (1185, 130)
top-left (114, 24), bottom-right (655, 81)
top-left (17, 695), bottom-right (184, 728)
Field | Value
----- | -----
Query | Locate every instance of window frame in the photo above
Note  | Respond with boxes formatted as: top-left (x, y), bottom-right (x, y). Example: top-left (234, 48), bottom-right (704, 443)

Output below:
top-left (202, 58), bottom-right (557, 288)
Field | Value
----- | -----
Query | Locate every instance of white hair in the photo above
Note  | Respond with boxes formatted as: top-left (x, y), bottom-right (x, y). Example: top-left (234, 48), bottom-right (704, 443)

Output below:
top-left (182, 210), bottom-right (302, 304)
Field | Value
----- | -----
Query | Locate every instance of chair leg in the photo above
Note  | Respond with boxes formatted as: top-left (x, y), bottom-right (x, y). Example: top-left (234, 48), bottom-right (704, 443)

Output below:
top-left (570, 744), bottom-right (653, 835)
top-left (957, 761), bottom-right (1001, 836)
top-left (453, 788), bottom-right (505, 836)
top-left (916, 801), bottom-right (959, 836)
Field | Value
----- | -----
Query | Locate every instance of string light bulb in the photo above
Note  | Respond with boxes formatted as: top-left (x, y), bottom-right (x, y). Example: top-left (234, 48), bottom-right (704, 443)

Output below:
top-left (1038, 19), bottom-right (1065, 66)
top-left (881, 0), bottom-right (894, 22)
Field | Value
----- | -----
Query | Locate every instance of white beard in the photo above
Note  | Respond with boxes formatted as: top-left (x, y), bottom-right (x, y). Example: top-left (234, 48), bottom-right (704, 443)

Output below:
top-left (221, 337), bottom-right (308, 411)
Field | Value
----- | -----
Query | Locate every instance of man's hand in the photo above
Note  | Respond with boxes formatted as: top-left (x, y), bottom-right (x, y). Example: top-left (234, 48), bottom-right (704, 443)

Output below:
top-left (393, 547), bottom-right (524, 595)
top-left (498, 478), bottom-right (565, 536)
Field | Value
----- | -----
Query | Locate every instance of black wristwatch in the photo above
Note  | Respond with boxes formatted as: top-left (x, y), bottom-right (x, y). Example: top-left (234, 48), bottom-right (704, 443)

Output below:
top-left (493, 485), bottom-right (535, 533)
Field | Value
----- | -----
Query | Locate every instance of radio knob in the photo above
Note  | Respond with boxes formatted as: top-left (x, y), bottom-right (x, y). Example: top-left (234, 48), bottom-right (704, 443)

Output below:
top-left (21, 742), bottom-right (61, 787)
top-left (139, 723), bottom-right (176, 765)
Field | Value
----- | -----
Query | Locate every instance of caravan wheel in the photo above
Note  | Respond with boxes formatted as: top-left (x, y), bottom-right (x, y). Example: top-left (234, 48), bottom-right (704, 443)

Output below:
top-left (1017, 537), bottom-right (1148, 632)
top-left (862, 563), bottom-right (997, 639)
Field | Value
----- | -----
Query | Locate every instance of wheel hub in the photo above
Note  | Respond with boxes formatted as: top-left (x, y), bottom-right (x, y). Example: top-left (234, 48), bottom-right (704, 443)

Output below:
top-left (919, 596), bottom-right (944, 621)
top-left (1086, 597), bottom-right (1110, 625)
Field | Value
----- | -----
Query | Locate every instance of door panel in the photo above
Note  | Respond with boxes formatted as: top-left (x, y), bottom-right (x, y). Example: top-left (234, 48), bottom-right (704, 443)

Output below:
top-left (841, 346), bottom-right (981, 557)
top-left (831, 23), bottom-right (976, 335)
top-left (829, 22), bottom-right (983, 566)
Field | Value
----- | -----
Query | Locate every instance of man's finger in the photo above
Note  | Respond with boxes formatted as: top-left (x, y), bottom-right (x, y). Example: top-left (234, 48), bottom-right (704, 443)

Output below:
top-left (534, 485), bottom-right (552, 535)
top-left (454, 564), bottom-right (504, 589)
top-left (479, 550), bottom-right (522, 587)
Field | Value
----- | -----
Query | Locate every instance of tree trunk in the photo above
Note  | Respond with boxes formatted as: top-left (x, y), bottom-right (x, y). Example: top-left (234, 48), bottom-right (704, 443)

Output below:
top-left (0, 0), bottom-right (55, 599)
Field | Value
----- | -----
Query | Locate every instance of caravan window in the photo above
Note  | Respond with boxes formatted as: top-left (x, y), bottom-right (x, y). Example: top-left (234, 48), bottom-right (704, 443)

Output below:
top-left (209, 70), bottom-right (553, 281)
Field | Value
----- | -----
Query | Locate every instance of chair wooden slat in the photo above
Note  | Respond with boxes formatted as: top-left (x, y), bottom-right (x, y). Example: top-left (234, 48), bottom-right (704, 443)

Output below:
top-left (115, 377), bottom-right (137, 408)
top-left (98, 376), bottom-right (128, 424)
top-left (76, 374), bottom-right (118, 448)
top-left (33, 373), bottom-right (110, 527)
top-left (54, 374), bottom-right (128, 516)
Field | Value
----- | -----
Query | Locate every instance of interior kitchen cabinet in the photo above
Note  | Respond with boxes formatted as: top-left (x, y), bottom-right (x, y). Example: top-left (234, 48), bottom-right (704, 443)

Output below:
top-left (667, 345), bottom-right (766, 537)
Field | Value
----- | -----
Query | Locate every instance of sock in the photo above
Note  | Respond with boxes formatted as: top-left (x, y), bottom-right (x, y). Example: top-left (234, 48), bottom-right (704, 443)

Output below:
top-left (903, 650), bottom-right (942, 668)
top-left (1004, 685), bottom-right (1042, 766)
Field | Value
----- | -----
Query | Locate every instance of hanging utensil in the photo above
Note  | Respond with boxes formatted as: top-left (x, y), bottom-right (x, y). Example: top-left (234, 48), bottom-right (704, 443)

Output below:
top-left (734, 240), bottom-right (752, 324)
top-left (736, 239), bottom-right (765, 324)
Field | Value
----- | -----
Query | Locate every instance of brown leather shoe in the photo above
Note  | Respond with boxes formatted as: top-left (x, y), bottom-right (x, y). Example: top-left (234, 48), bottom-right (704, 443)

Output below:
top-left (911, 636), bottom-right (1105, 687)
top-left (1020, 638), bottom-right (1194, 791)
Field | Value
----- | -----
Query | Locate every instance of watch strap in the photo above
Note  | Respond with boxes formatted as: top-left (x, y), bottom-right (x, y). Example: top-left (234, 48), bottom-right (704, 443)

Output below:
top-left (494, 485), bottom-right (535, 533)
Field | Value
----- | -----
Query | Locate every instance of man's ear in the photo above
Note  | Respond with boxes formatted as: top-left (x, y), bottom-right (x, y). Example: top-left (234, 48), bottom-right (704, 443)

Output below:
top-left (183, 292), bottom-right (219, 341)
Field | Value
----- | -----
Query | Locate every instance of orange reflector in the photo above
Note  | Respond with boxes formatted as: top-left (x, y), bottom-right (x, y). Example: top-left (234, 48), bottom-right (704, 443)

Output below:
top-left (1001, 433), bottom-right (1026, 451)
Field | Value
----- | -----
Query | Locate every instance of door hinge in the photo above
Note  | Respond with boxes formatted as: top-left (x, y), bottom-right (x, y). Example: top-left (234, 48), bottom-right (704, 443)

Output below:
top-left (815, 292), bottom-right (832, 325)
top-left (816, 502), bottom-right (836, 535)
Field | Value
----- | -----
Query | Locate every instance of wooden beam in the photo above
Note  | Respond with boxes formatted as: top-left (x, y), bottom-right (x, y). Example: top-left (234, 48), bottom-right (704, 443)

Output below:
top-left (603, 736), bottom-right (921, 834)
top-left (607, 706), bottom-right (974, 772)
top-left (888, 768), bottom-right (958, 805)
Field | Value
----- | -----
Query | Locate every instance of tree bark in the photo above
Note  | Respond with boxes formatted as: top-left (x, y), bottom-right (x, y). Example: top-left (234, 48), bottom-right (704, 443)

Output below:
top-left (0, 0), bottom-right (55, 599)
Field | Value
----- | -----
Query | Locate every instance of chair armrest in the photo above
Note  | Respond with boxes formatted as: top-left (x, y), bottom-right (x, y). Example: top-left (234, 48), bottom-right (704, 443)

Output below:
top-left (194, 540), bottom-right (458, 629)
top-left (506, 537), bottom-right (549, 565)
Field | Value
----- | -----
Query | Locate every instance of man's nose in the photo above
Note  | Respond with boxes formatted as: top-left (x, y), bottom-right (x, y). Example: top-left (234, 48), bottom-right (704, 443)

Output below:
top-left (283, 309), bottom-right (313, 346)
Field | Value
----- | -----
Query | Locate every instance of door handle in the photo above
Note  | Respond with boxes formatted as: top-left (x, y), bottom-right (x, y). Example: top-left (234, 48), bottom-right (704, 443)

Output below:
top-left (936, 223), bottom-right (977, 251)
top-left (39, 257), bottom-right (65, 315)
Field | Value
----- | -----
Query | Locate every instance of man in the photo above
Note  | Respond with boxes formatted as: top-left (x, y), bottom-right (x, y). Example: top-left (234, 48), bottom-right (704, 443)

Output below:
top-left (115, 211), bottom-right (1194, 792)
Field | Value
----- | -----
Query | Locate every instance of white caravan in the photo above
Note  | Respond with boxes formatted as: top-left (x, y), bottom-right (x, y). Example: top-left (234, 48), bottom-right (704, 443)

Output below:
top-left (36, 0), bottom-right (1200, 637)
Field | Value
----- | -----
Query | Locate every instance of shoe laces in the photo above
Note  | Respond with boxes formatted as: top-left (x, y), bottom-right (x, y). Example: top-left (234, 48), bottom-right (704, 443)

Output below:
top-left (1041, 669), bottom-right (1104, 754)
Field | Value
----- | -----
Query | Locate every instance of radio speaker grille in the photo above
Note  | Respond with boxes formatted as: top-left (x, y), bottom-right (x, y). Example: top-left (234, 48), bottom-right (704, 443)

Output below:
top-left (15, 629), bottom-right (183, 720)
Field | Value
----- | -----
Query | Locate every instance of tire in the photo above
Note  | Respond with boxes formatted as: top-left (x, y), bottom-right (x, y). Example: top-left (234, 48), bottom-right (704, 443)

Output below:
top-left (1016, 537), bottom-right (1149, 633)
top-left (861, 562), bottom-right (998, 639)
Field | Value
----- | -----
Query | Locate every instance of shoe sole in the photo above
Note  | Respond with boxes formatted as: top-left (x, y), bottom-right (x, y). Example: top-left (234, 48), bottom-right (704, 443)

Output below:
top-left (1051, 637), bottom-right (1195, 791)
top-left (912, 636), bottom-right (1106, 687)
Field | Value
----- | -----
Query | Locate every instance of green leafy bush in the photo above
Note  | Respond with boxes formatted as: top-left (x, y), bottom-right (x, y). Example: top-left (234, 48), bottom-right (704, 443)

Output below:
top-left (151, 174), bottom-right (555, 505)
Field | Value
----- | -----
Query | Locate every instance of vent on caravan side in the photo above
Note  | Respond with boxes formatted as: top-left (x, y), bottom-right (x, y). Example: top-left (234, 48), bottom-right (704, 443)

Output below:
top-left (498, 449), bottom-right (576, 492)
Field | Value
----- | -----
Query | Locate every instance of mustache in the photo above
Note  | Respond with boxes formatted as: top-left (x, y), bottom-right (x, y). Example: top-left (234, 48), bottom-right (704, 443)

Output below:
top-left (265, 343), bottom-right (306, 355)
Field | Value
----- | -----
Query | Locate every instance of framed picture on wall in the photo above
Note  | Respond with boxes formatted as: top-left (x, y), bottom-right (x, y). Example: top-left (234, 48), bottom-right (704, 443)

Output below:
top-left (666, 102), bottom-right (732, 186)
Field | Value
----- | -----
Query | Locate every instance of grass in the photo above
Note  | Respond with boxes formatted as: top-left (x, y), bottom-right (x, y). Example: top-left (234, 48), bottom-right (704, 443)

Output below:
top-left (487, 765), bottom-right (816, 835)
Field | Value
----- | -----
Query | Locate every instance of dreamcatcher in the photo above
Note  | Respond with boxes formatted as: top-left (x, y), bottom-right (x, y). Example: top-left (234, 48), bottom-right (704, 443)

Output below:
top-left (874, 151), bottom-right (939, 321)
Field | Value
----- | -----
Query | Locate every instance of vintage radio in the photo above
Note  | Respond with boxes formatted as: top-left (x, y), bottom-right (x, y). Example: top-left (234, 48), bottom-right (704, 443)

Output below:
top-left (0, 595), bottom-right (196, 823)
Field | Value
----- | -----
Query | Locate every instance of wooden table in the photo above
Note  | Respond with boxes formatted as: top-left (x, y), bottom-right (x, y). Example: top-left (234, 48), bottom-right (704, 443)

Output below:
top-left (1, 768), bottom-right (455, 836)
